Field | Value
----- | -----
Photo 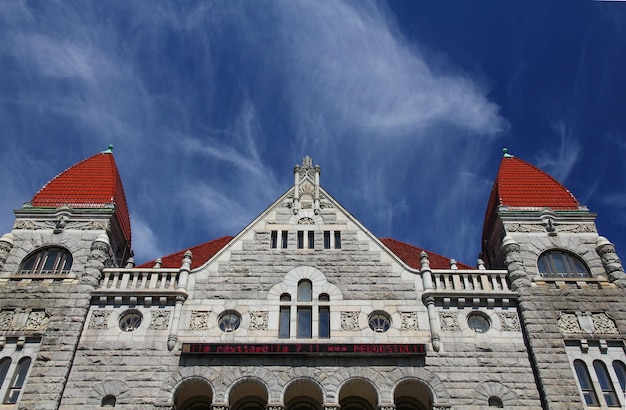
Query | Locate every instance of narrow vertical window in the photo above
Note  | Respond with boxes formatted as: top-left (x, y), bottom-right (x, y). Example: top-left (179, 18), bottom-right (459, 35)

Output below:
top-left (574, 360), bottom-right (599, 406)
top-left (324, 231), bottom-right (331, 249)
top-left (308, 231), bottom-right (314, 249)
top-left (334, 231), bottom-right (341, 249)
top-left (270, 231), bottom-right (278, 249)
top-left (319, 306), bottom-right (330, 339)
top-left (613, 361), bottom-right (626, 395)
top-left (297, 307), bottom-right (312, 338)
top-left (593, 360), bottom-right (620, 407)
top-left (279, 305), bottom-right (291, 339)
top-left (0, 358), bottom-right (11, 389)
top-left (4, 357), bottom-right (31, 404)
top-left (297, 231), bottom-right (304, 249)
top-left (298, 280), bottom-right (312, 302)
top-left (281, 231), bottom-right (288, 248)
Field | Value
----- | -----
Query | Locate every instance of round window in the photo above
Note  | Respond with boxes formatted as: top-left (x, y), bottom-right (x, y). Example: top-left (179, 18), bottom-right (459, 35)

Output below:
top-left (119, 311), bottom-right (142, 332)
top-left (467, 312), bottom-right (490, 333)
top-left (368, 312), bottom-right (391, 332)
top-left (218, 311), bottom-right (241, 332)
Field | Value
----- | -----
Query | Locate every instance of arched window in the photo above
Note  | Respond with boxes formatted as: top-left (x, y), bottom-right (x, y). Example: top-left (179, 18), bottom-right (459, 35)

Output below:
top-left (298, 280), bottom-right (312, 302)
top-left (593, 360), bottom-right (620, 407)
top-left (297, 280), bottom-right (313, 338)
top-left (101, 395), bottom-right (116, 407)
top-left (574, 360), bottom-right (599, 406)
top-left (279, 294), bottom-right (291, 339)
top-left (537, 250), bottom-right (590, 278)
top-left (613, 360), bottom-right (626, 395)
top-left (279, 281), bottom-right (330, 338)
top-left (0, 358), bottom-right (11, 389)
top-left (3, 357), bottom-right (31, 404)
top-left (319, 293), bottom-right (330, 339)
top-left (488, 396), bottom-right (504, 408)
top-left (19, 246), bottom-right (73, 276)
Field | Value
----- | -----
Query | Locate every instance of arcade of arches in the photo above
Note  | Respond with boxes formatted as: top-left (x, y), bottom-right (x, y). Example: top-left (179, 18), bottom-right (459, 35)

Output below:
top-left (173, 377), bottom-right (433, 410)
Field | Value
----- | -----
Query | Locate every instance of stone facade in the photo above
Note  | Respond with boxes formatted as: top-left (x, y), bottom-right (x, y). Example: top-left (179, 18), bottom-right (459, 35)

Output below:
top-left (0, 154), bottom-right (624, 409)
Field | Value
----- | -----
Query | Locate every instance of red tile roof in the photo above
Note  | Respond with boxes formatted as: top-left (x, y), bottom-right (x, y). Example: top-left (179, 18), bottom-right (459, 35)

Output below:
top-left (380, 237), bottom-right (474, 270)
top-left (136, 236), bottom-right (234, 269)
top-left (31, 151), bottom-right (131, 243)
top-left (482, 155), bottom-right (581, 242)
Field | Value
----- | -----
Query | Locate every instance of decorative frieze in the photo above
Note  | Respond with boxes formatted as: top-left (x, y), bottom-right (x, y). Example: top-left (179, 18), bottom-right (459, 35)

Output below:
top-left (150, 310), bottom-right (171, 330)
top-left (25, 311), bottom-right (50, 331)
top-left (591, 313), bottom-right (619, 334)
top-left (13, 219), bottom-right (110, 231)
top-left (558, 313), bottom-right (582, 334)
top-left (558, 312), bottom-right (619, 334)
top-left (190, 311), bottom-right (210, 330)
top-left (0, 309), bottom-right (49, 331)
top-left (497, 312), bottom-right (520, 331)
top-left (0, 311), bottom-right (15, 329)
top-left (439, 311), bottom-right (460, 331)
top-left (341, 312), bottom-right (360, 330)
top-left (89, 310), bottom-right (111, 329)
top-left (399, 312), bottom-right (419, 330)
top-left (298, 217), bottom-right (314, 224)
top-left (249, 311), bottom-right (268, 331)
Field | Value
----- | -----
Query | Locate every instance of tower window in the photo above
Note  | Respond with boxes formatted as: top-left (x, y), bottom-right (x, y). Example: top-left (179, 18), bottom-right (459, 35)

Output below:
top-left (282, 231), bottom-right (288, 249)
top-left (593, 360), bottom-right (620, 407)
top-left (574, 360), bottom-right (599, 406)
top-left (19, 246), bottom-right (73, 276)
top-left (3, 357), bottom-right (31, 404)
top-left (537, 250), bottom-right (590, 278)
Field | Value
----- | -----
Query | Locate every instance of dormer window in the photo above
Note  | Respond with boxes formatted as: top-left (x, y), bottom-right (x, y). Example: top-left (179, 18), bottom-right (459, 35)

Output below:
top-left (537, 250), bottom-right (590, 278)
top-left (19, 247), bottom-right (73, 276)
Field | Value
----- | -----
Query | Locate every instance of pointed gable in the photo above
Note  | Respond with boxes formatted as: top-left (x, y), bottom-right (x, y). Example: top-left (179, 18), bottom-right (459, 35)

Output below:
top-left (31, 149), bottom-right (131, 244)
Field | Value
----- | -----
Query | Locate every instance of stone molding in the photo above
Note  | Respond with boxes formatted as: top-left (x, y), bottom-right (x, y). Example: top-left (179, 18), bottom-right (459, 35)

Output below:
top-left (13, 219), bottom-right (110, 231)
top-left (473, 381), bottom-right (519, 407)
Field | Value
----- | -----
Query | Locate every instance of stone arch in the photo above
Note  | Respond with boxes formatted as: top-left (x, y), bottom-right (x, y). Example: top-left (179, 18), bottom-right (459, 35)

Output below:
top-left (381, 367), bottom-right (450, 406)
top-left (391, 378), bottom-right (434, 410)
top-left (337, 377), bottom-right (380, 410)
top-left (93, 380), bottom-right (130, 405)
top-left (268, 266), bottom-right (343, 301)
top-left (283, 377), bottom-right (325, 409)
top-left (173, 376), bottom-right (214, 410)
top-left (473, 381), bottom-right (519, 407)
top-left (164, 366), bottom-right (221, 405)
top-left (218, 367), bottom-right (278, 403)
top-left (227, 376), bottom-right (270, 410)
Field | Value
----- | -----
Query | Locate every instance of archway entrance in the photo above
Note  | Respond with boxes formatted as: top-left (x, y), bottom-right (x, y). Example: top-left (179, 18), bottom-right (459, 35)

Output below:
top-left (284, 378), bottom-right (324, 410)
top-left (394, 379), bottom-right (431, 410)
top-left (174, 378), bottom-right (213, 410)
top-left (229, 378), bottom-right (269, 410)
top-left (338, 379), bottom-right (378, 410)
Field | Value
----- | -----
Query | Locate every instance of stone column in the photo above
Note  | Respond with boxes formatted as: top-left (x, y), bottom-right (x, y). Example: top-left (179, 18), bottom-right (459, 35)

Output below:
top-left (502, 235), bottom-right (531, 290)
top-left (596, 236), bottom-right (626, 287)
top-left (80, 234), bottom-right (111, 287)
top-left (168, 250), bottom-right (191, 351)
top-left (0, 233), bottom-right (14, 271)
top-left (425, 296), bottom-right (441, 352)
top-left (420, 251), bottom-right (433, 290)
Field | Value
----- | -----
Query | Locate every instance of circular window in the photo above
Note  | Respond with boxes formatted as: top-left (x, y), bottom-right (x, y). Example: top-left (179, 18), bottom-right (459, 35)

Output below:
top-left (467, 312), bottom-right (490, 333)
top-left (368, 312), bottom-right (391, 332)
top-left (119, 311), bottom-right (142, 332)
top-left (218, 311), bottom-right (241, 332)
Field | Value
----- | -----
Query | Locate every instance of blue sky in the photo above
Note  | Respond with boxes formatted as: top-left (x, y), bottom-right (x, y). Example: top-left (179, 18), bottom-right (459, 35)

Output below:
top-left (0, 1), bottom-right (625, 266)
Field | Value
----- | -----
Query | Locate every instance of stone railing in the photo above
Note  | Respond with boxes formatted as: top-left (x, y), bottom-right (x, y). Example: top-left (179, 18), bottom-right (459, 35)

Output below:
top-left (431, 269), bottom-right (510, 292)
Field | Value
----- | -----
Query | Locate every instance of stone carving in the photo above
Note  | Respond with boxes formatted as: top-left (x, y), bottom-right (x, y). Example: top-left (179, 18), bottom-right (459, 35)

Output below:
top-left (439, 311), bottom-right (460, 331)
top-left (558, 313), bottom-right (582, 334)
top-left (298, 217), bottom-right (315, 224)
top-left (341, 312), bottom-right (360, 330)
top-left (0, 241), bottom-right (12, 254)
top-left (211, 406), bottom-right (228, 410)
top-left (592, 313), bottom-right (619, 334)
top-left (150, 310), bottom-right (171, 330)
top-left (267, 406), bottom-right (284, 410)
top-left (557, 224), bottom-right (596, 233)
top-left (249, 311), bottom-right (268, 331)
top-left (89, 310), bottom-right (111, 329)
top-left (497, 312), bottom-right (520, 331)
top-left (379, 406), bottom-right (395, 410)
top-left (13, 219), bottom-right (110, 231)
top-left (24, 311), bottom-right (50, 331)
top-left (400, 312), bottom-right (419, 330)
top-left (506, 223), bottom-right (544, 233)
top-left (0, 310), bottom-right (15, 330)
top-left (190, 311), bottom-right (210, 330)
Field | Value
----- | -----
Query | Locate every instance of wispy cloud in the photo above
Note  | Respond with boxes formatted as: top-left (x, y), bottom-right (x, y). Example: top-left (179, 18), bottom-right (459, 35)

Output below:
top-left (535, 120), bottom-right (580, 182)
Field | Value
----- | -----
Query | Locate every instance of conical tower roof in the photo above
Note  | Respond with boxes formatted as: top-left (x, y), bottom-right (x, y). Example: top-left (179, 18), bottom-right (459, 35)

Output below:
top-left (30, 146), bottom-right (131, 244)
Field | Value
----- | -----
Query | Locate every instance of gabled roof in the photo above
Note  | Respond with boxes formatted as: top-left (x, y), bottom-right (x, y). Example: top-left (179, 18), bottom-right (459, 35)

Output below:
top-left (136, 236), bottom-right (234, 269)
top-left (482, 154), bottom-right (581, 243)
top-left (380, 237), bottom-right (474, 270)
top-left (138, 236), bottom-right (471, 270)
top-left (31, 149), bottom-right (131, 243)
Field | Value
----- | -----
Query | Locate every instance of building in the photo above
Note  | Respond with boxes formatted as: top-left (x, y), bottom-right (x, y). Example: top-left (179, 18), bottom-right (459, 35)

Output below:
top-left (0, 147), bottom-right (624, 410)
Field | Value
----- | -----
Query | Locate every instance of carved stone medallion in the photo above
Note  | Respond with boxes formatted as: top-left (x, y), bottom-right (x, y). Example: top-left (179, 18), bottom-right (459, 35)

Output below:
top-left (89, 310), bottom-right (111, 329)
top-left (341, 312), bottom-right (360, 330)
top-left (190, 311), bottom-right (210, 330)
top-left (150, 310), bottom-right (171, 330)
top-left (439, 311), bottom-right (460, 331)
top-left (249, 311), bottom-right (268, 331)
top-left (497, 312), bottom-right (520, 331)
top-left (400, 312), bottom-right (419, 330)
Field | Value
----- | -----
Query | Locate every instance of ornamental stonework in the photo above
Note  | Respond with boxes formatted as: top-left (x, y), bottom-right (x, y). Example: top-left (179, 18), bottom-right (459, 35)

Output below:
top-left (558, 313), bottom-right (582, 334)
top-left (557, 224), bottom-right (596, 233)
top-left (190, 311), bottom-right (210, 330)
top-left (25, 311), bottom-right (50, 331)
top-left (298, 217), bottom-right (314, 224)
top-left (150, 310), bottom-right (171, 330)
top-left (249, 311), bottom-right (268, 331)
top-left (400, 312), bottom-right (418, 330)
top-left (439, 311), bottom-right (460, 331)
top-left (341, 312), bottom-right (360, 330)
top-left (89, 310), bottom-right (111, 329)
top-left (591, 313), bottom-right (619, 334)
top-left (497, 312), bottom-right (520, 331)
top-left (0, 310), bottom-right (15, 330)
top-left (505, 223), bottom-right (544, 233)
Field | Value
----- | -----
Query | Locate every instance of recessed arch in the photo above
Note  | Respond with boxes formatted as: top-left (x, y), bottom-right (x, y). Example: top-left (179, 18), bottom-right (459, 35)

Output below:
top-left (268, 266), bottom-right (343, 301)
top-left (18, 246), bottom-right (73, 276)
top-left (228, 377), bottom-right (269, 410)
top-left (174, 377), bottom-right (214, 410)
top-left (393, 378), bottom-right (432, 410)
top-left (537, 249), bottom-right (590, 278)
top-left (338, 378), bottom-right (379, 410)
top-left (284, 378), bottom-right (324, 410)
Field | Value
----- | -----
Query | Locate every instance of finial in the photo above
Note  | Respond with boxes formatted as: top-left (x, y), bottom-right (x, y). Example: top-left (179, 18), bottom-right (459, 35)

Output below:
top-left (102, 144), bottom-right (114, 154)
top-left (502, 147), bottom-right (514, 158)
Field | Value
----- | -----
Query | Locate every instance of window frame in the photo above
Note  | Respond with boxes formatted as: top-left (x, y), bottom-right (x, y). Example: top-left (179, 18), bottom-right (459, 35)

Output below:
top-left (537, 249), bottom-right (590, 278)
top-left (18, 246), bottom-right (73, 277)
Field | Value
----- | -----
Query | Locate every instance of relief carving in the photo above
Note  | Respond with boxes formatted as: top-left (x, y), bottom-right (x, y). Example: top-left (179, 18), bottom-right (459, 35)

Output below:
top-left (298, 217), bottom-right (315, 225)
top-left (439, 311), bottom-right (460, 331)
top-left (24, 311), bottom-right (50, 331)
top-left (149, 310), bottom-right (171, 330)
top-left (341, 312), bottom-right (360, 330)
top-left (0, 310), bottom-right (15, 330)
top-left (557, 224), bottom-right (596, 233)
top-left (190, 311), bottom-right (210, 330)
top-left (592, 313), bottom-right (619, 334)
top-left (249, 311), bottom-right (268, 331)
top-left (400, 312), bottom-right (419, 330)
top-left (558, 313), bottom-right (582, 334)
top-left (497, 312), bottom-right (520, 331)
top-left (89, 309), bottom-right (111, 329)
top-left (506, 223), bottom-right (544, 233)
